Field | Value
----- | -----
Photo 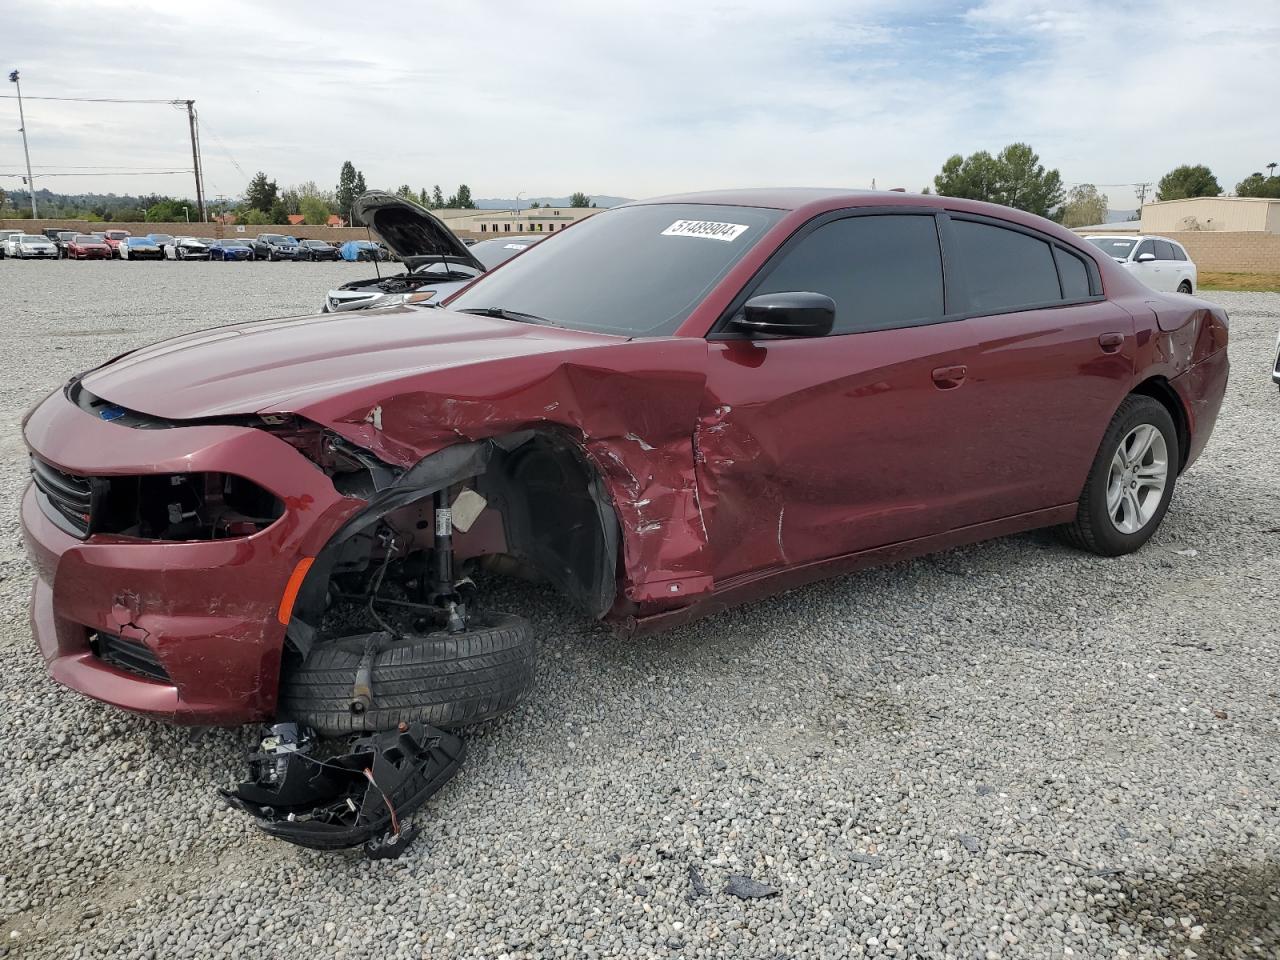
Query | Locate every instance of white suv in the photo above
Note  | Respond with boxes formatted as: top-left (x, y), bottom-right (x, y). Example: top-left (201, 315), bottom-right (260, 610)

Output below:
top-left (1085, 235), bottom-right (1197, 294)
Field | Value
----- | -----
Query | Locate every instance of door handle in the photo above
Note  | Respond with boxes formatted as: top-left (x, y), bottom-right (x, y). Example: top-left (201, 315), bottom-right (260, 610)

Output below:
top-left (931, 364), bottom-right (967, 389)
top-left (1098, 332), bottom-right (1124, 353)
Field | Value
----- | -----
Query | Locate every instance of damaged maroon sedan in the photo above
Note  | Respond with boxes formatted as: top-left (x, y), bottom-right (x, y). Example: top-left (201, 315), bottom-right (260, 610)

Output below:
top-left (22, 189), bottom-right (1229, 734)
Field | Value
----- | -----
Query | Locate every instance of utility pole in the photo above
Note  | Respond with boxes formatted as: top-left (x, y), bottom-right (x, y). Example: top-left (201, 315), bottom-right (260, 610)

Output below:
top-left (1134, 181), bottom-right (1151, 208)
top-left (8, 69), bottom-right (37, 218)
top-left (185, 100), bottom-right (206, 222)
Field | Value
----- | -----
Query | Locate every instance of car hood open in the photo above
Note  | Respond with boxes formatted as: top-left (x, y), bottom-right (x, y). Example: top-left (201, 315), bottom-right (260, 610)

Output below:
top-left (79, 308), bottom-right (622, 419)
top-left (354, 191), bottom-right (485, 274)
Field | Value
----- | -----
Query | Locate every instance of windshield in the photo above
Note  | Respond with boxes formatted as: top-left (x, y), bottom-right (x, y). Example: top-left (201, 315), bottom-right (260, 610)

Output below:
top-left (20, 236), bottom-right (45, 243)
top-left (73, 235), bottom-right (98, 243)
top-left (222, 241), bottom-right (247, 248)
top-left (448, 203), bottom-right (783, 336)
top-left (149, 234), bottom-right (174, 243)
top-left (57, 232), bottom-right (77, 240)
top-left (304, 240), bottom-right (327, 248)
top-left (1087, 237), bottom-right (1137, 259)
top-left (107, 231), bottom-right (128, 239)
top-left (127, 238), bottom-right (153, 246)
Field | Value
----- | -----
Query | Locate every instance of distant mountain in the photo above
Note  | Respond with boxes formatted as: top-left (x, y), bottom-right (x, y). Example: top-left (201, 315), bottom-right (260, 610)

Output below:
top-left (473, 195), bottom-right (632, 210)
top-left (1105, 209), bottom-right (1138, 222)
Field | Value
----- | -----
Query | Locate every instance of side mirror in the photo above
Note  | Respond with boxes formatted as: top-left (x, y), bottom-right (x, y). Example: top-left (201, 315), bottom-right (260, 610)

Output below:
top-left (1136, 252), bottom-right (1156, 263)
top-left (733, 292), bottom-right (835, 338)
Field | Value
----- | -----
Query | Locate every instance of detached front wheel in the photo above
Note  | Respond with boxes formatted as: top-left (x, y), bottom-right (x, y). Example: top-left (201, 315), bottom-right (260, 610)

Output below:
top-left (279, 611), bottom-right (537, 736)
top-left (1059, 395), bottom-right (1179, 556)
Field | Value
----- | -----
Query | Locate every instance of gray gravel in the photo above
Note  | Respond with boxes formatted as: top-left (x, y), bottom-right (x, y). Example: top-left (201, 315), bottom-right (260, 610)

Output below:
top-left (0, 260), bottom-right (1278, 959)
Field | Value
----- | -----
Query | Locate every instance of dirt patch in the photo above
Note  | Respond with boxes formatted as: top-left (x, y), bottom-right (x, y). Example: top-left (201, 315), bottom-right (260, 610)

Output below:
top-left (1100, 857), bottom-right (1280, 958)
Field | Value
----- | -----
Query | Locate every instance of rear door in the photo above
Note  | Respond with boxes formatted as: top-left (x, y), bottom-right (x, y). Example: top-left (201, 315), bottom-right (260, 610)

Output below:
top-left (938, 215), bottom-right (1135, 518)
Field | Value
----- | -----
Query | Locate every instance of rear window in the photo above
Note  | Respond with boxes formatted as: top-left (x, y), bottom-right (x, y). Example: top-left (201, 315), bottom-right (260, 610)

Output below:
top-left (1054, 247), bottom-right (1092, 299)
top-left (952, 220), bottom-right (1060, 312)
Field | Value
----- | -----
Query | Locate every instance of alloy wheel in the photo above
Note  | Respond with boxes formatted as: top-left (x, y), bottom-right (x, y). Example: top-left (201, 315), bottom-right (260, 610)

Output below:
top-left (1106, 423), bottom-right (1168, 534)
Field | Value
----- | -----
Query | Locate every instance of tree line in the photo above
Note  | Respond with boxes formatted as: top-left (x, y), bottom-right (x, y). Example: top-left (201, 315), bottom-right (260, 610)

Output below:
top-left (933, 146), bottom-right (1278, 227)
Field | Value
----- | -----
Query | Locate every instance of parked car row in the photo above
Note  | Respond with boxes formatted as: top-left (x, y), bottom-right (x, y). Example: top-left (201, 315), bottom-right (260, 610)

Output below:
top-left (0, 227), bottom-right (388, 262)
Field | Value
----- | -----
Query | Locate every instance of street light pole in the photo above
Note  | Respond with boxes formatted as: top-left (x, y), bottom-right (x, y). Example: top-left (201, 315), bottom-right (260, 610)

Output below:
top-left (8, 70), bottom-right (38, 218)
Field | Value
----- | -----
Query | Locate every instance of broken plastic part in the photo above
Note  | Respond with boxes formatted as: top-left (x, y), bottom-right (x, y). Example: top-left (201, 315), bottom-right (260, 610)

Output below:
top-left (221, 720), bottom-right (465, 856)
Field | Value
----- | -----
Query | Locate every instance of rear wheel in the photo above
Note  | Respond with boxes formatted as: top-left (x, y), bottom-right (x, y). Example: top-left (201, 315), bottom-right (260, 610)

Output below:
top-left (1059, 395), bottom-right (1179, 556)
top-left (279, 611), bottom-right (537, 737)
top-left (1177, 280), bottom-right (1193, 294)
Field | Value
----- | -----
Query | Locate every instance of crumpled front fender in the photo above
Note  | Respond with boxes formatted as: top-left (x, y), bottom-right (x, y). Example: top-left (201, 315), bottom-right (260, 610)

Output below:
top-left (294, 338), bottom-right (714, 616)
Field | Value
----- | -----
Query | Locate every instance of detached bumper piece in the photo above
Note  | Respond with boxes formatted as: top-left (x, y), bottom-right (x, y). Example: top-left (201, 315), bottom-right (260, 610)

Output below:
top-left (221, 721), bottom-right (465, 858)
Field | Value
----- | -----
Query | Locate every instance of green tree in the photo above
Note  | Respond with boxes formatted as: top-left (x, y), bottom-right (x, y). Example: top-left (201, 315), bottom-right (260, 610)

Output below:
top-left (1060, 184), bottom-right (1110, 228)
top-left (418, 187), bottom-right (431, 206)
top-left (395, 184), bottom-right (415, 200)
top-left (300, 195), bottom-right (331, 225)
top-left (336, 161), bottom-right (361, 221)
top-left (240, 208), bottom-right (269, 226)
top-left (431, 185), bottom-right (444, 209)
top-left (268, 200), bottom-right (290, 224)
top-left (934, 143), bottom-right (1063, 218)
top-left (569, 191), bottom-right (591, 208)
top-left (1235, 172), bottom-right (1280, 198)
top-left (450, 184), bottom-right (475, 208)
top-left (280, 188), bottom-right (301, 217)
top-left (145, 198), bottom-right (190, 222)
top-left (1155, 164), bottom-right (1220, 201)
top-left (529, 200), bottom-right (541, 209)
top-left (244, 171), bottom-right (279, 213)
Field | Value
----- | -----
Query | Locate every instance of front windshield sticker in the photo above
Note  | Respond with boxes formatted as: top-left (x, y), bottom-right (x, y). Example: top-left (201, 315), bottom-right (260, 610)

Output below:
top-left (661, 219), bottom-right (750, 242)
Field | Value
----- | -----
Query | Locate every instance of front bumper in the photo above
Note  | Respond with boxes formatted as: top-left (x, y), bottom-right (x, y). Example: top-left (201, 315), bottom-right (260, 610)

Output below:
top-left (21, 388), bottom-right (361, 724)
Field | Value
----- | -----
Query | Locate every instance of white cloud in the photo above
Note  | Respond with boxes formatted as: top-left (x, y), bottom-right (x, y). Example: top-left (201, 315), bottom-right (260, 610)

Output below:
top-left (2, 0), bottom-right (1275, 209)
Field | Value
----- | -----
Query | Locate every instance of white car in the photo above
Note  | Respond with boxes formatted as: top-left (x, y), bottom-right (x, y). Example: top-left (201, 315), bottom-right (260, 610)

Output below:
top-left (1085, 235), bottom-right (1197, 294)
top-left (7, 234), bottom-right (59, 259)
top-left (0, 229), bottom-right (23, 258)
top-left (165, 237), bottom-right (211, 261)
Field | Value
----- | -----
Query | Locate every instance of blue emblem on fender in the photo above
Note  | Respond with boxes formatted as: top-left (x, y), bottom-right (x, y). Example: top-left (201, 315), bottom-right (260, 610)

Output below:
top-left (99, 406), bottom-right (126, 421)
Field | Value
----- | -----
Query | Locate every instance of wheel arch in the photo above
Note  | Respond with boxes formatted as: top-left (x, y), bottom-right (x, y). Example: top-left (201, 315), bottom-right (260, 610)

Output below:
top-left (283, 428), bottom-right (620, 659)
top-left (1130, 376), bottom-right (1190, 472)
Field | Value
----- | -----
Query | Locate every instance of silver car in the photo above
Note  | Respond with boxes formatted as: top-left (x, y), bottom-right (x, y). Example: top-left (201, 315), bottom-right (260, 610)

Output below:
top-left (321, 193), bottom-right (504, 313)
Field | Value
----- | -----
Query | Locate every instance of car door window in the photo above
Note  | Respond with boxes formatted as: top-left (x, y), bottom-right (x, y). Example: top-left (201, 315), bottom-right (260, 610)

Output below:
top-left (1171, 243), bottom-right (1188, 262)
top-left (951, 219), bottom-right (1061, 313)
top-left (751, 214), bottom-right (944, 334)
top-left (1133, 239), bottom-right (1154, 260)
top-left (1154, 240), bottom-right (1176, 260)
top-left (1053, 246), bottom-right (1092, 300)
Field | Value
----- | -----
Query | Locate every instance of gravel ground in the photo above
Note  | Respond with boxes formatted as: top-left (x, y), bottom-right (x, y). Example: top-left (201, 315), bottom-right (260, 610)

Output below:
top-left (0, 260), bottom-right (1277, 960)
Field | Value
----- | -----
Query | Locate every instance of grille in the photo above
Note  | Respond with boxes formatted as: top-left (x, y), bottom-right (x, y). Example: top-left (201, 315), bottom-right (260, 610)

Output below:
top-left (91, 632), bottom-right (171, 683)
top-left (30, 457), bottom-right (97, 537)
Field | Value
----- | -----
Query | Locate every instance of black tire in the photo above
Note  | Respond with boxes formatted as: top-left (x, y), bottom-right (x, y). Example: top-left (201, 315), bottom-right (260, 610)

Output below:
top-left (279, 610), bottom-right (536, 736)
top-left (1177, 280), bottom-right (1193, 294)
top-left (1059, 394), bottom-right (1179, 557)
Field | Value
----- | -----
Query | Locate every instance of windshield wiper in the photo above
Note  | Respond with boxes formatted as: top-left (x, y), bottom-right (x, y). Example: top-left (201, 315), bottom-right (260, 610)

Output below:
top-left (457, 307), bottom-right (559, 326)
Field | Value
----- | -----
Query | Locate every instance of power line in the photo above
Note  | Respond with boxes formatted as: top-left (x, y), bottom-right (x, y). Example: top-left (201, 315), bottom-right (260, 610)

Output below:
top-left (0, 94), bottom-right (183, 104)
top-left (1, 170), bottom-right (192, 177)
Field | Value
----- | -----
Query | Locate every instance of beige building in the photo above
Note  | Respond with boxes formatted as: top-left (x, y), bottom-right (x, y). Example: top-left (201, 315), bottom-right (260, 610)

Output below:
top-left (1139, 196), bottom-right (1280, 234)
top-left (449, 206), bottom-right (607, 237)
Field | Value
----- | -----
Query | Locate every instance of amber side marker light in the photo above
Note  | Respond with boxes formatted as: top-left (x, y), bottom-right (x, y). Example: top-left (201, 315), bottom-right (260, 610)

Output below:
top-left (277, 557), bottom-right (315, 626)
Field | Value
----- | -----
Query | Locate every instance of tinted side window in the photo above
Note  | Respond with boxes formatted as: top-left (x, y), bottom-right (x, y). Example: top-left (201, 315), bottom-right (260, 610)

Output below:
top-left (1171, 243), bottom-right (1188, 261)
top-left (753, 215), bottom-right (944, 334)
top-left (1154, 239), bottom-right (1176, 260)
top-left (1054, 246), bottom-right (1092, 300)
top-left (952, 220), bottom-right (1060, 313)
top-left (1134, 239), bottom-right (1154, 259)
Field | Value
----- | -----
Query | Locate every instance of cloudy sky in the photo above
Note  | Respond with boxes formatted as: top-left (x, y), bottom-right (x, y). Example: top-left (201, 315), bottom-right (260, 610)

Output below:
top-left (2, 0), bottom-right (1276, 209)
